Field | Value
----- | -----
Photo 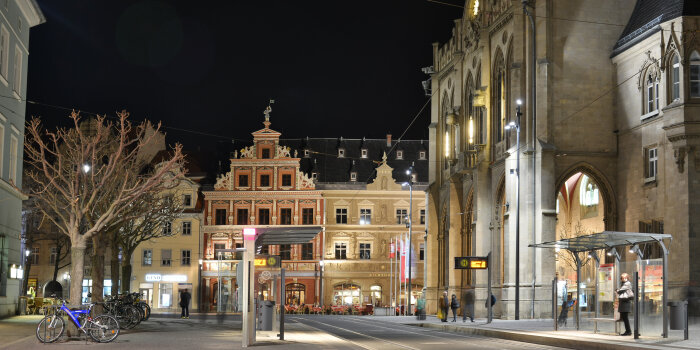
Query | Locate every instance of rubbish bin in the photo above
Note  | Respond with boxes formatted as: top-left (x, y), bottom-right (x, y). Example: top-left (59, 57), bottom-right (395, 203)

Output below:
top-left (259, 300), bottom-right (275, 331)
top-left (18, 297), bottom-right (27, 315)
top-left (668, 300), bottom-right (687, 330)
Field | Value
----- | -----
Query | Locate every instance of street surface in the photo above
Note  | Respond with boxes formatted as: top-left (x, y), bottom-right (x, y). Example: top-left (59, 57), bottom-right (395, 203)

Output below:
top-left (0, 314), bottom-right (569, 350)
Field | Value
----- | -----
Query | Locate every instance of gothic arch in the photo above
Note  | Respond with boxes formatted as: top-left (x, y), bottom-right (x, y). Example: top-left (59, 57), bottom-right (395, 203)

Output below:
top-left (555, 162), bottom-right (617, 231)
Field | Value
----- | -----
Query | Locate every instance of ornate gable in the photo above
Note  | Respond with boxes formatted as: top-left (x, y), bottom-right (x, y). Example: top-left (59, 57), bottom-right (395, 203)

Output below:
top-left (366, 152), bottom-right (402, 191)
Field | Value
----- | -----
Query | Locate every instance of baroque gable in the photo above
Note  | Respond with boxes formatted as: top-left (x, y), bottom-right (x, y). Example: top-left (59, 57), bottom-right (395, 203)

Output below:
top-left (366, 152), bottom-right (402, 191)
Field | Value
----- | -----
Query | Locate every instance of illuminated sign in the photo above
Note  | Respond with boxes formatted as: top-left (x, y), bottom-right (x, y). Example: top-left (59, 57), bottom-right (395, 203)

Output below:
top-left (254, 255), bottom-right (281, 268)
top-left (454, 256), bottom-right (488, 270)
top-left (145, 274), bottom-right (188, 282)
top-left (243, 227), bottom-right (256, 241)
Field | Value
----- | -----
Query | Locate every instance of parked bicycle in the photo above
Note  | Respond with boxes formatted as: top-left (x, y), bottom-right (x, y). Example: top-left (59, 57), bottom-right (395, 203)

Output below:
top-left (102, 294), bottom-right (142, 329)
top-left (35, 297), bottom-right (120, 343)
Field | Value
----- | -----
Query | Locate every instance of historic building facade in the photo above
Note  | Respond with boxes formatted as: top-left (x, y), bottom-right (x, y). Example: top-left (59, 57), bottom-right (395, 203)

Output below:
top-left (0, 0), bottom-right (44, 317)
top-left (427, 0), bottom-right (700, 319)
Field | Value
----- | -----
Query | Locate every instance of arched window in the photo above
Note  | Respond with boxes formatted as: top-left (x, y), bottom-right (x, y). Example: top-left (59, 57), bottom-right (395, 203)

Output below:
top-left (370, 285), bottom-right (382, 306)
top-left (285, 283), bottom-right (306, 305)
top-left (493, 52), bottom-right (506, 143)
top-left (579, 175), bottom-right (599, 219)
top-left (691, 51), bottom-right (700, 98)
top-left (644, 69), bottom-right (660, 114)
top-left (670, 54), bottom-right (681, 101)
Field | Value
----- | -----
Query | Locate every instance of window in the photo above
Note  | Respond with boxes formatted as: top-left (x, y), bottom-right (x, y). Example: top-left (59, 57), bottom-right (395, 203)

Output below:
top-left (334, 242), bottom-right (347, 259)
top-left (419, 243), bottom-right (425, 260)
top-left (30, 247), bottom-right (39, 265)
top-left (215, 209), bottom-right (227, 225)
top-left (237, 208), bottom-right (249, 225)
top-left (261, 148), bottom-right (271, 159)
top-left (282, 174), bottom-right (292, 187)
top-left (359, 243), bottom-right (371, 260)
top-left (143, 249), bottom-right (152, 266)
top-left (12, 46), bottom-right (21, 94)
top-left (181, 250), bottom-right (191, 266)
top-left (213, 243), bottom-right (225, 257)
top-left (494, 56), bottom-right (506, 142)
top-left (644, 70), bottom-right (660, 114)
top-left (645, 147), bottom-right (658, 181)
top-left (279, 244), bottom-right (291, 260)
top-left (691, 51), bottom-right (700, 98)
top-left (159, 283), bottom-right (173, 308)
top-left (420, 209), bottom-right (425, 225)
top-left (396, 150), bottom-right (403, 159)
top-left (579, 175), bottom-right (599, 219)
top-left (8, 134), bottom-right (17, 184)
top-left (304, 149), bottom-right (310, 157)
top-left (260, 174), bottom-right (270, 187)
top-left (302, 208), bottom-right (314, 224)
top-left (280, 208), bottom-right (292, 225)
top-left (183, 194), bottom-right (192, 207)
top-left (238, 174), bottom-right (249, 187)
top-left (335, 208), bottom-right (348, 224)
top-left (396, 209), bottom-right (408, 225)
top-left (419, 151), bottom-right (426, 160)
top-left (163, 221), bottom-right (172, 235)
top-left (301, 243), bottom-right (313, 260)
top-left (311, 172), bottom-right (318, 180)
top-left (49, 247), bottom-right (57, 265)
top-left (360, 208), bottom-right (371, 225)
top-left (258, 208), bottom-right (270, 225)
top-left (361, 149), bottom-right (368, 158)
top-left (161, 249), bottom-right (172, 266)
top-left (350, 172), bottom-right (357, 182)
top-left (0, 25), bottom-right (8, 79)
top-left (338, 149), bottom-right (345, 157)
top-left (671, 55), bottom-right (680, 101)
top-left (181, 221), bottom-right (191, 235)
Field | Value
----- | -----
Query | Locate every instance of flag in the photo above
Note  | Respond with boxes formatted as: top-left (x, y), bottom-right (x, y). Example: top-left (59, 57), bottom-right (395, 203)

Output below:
top-left (389, 242), bottom-right (395, 258)
top-left (400, 236), bottom-right (407, 283)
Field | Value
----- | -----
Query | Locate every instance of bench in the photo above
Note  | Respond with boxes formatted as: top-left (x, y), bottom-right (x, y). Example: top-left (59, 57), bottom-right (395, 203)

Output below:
top-left (589, 317), bottom-right (619, 334)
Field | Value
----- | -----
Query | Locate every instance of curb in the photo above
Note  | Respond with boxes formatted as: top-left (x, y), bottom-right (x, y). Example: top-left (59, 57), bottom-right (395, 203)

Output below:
top-left (413, 323), bottom-right (673, 350)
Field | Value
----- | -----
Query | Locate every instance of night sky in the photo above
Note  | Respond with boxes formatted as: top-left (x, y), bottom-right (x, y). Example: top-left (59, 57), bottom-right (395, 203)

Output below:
top-left (26, 1), bottom-right (461, 173)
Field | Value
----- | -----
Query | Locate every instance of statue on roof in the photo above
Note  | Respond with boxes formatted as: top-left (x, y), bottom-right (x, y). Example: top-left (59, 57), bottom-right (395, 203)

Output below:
top-left (263, 105), bottom-right (272, 122)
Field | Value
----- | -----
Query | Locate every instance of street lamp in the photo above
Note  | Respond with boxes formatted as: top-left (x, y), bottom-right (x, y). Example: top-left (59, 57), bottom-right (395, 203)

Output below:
top-left (505, 99), bottom-right (522, 319)
top-left (82, 164), bottom-right (91, 173)
top-left (402, 164), bottom-right (416, 316)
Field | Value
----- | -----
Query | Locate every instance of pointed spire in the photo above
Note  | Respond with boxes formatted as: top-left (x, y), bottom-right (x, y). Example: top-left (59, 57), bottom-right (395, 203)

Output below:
top-left (382, 151), bottom-right (388, 164)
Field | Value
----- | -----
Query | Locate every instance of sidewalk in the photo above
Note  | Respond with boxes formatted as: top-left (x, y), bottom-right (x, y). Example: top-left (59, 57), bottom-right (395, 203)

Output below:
top-left (373, 315), bottom-right (699, 350)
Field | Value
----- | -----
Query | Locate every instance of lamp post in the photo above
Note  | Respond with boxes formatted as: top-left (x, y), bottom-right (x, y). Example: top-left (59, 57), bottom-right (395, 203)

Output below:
top-left (403, 164), bottom-right (415, 316)
top-left (505, 100), bottom-right (522, 319)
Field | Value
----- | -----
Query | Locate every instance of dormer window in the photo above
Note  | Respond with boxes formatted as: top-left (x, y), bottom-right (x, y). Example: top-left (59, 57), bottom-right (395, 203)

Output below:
top-left (261, 148), bottom-right (271, 159)
top-left (350, 172), bottom-right (357, 182)
top-left (338, 149), bottom-right (345, 158)
top-left (311, 172), bottom-right (318, 180)
top-left (304, 149), bottom-right (310, 157)
top-left (361, 149), bottom-right (368, 158)
top-left (396, 150), bottom-right (403, 160)
top-left (419, 151), bottom-right (426, 160)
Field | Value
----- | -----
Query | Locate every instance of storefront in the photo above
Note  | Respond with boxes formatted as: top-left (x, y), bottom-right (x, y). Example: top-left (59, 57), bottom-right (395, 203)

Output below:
top-left (136, 273), bottom-right (197, 311)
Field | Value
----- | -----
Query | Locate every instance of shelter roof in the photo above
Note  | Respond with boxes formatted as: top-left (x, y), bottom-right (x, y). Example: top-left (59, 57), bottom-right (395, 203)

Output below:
top-left (529, 231), bottom-right (672, 253)
top-left (254, 226), bottom-right (322, 246)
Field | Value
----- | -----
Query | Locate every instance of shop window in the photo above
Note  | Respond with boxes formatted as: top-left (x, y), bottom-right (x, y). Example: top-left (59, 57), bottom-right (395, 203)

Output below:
top-left (181, 250), bottom-right (191, 266)
top-left (237, 208), bottom-right (249, 225)
top-left (335, 242), bottom-right (347, 259)
top-left (280, 208), bottom-right (292, 225)
top-left (143, 249), bottom-right (152, 266)
top-left (282, 174), bottom-right (292, 187)
top-left (335, 208), bottom-right (347, 224)
top-left (301, 243), bottom-right (313, 260)
top-left (182, 221), bottom-right (191, 235)
top-left (258, 209), bottom-right (270, 225)
top-left (691, 51), bottom-right (700, 98)
top-left (420, 209), bottom-right (425, 224)
top-left (333, 283), bottom-right (361, 305)
top-left (359, 243), bottom-right (371, 260)
top-left (360, 208), bottom-right (371, 225)
top-left (302, 208), bottom-right (314, 224)
top-left (286, 283), bottom-right (305, 305)
top-left (396, 209), bottom-right (408, 225)
top-left (238, 174), bottom-right (249, 187)
top-left (159, 283), bottom-right (173, 308)
top-left (260, 174), bottom-right (270, 187)
top-left (645, 147), bottom-right (658, 181)
top-left (161, 249), bottom-right (172, 267)
top-left (370, 285), bottom-right (382, 306)
top-left (215, 209), bottom-right (227, 225)
top-left (279, 244), bottom-right (291, 260)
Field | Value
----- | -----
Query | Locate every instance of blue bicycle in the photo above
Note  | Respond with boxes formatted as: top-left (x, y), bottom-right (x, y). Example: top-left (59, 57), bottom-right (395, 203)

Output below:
top-left (36, 297), bottom-right (120, 343)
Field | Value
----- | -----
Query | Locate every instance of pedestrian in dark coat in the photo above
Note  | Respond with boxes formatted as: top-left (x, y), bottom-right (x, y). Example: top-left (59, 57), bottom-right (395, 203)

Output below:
top-left (180, 289), bottom-right (192, 319)
top-left (616, 273), bottom-right (633, 336)
top-left (462, 288), bottom-right (475, 322)
top-left (450, 294), bottom-right (460, 322)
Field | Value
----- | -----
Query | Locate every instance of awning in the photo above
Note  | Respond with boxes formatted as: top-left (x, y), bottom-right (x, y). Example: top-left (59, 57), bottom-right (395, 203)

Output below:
top-left (529, 231), bottom-right (672, 252)
top-left (254, 226), bottom-right (322, 246)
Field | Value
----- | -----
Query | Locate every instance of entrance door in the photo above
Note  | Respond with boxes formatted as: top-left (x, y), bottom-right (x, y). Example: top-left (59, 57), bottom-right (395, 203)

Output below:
top-left (140, 288), bottom-right (153, 306)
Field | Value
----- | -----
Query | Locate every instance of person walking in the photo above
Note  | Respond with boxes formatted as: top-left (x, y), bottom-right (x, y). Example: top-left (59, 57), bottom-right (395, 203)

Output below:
top-left (180, 289), bottom-right (192, 319)
top-left (616, 273), bottom-right (634, 336)
top-left (462, 288), bottom-right (475, 322)
top-left (439, 290), bottom-right (448, 322)
top-left (450, 294), bottom-right (460, 322)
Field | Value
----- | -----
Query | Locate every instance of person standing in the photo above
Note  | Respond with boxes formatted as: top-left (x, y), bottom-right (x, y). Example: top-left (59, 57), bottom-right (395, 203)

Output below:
top-left (180, 289), bottom-right (192, 319)
top-left (439, 290), bottom-right (448, 322)
top-left (450, 294), bottom-right (460, 322)
top-left (616, 273), bottom-right (633, 336)
top-left (462, 288), bottom-right (475, 322)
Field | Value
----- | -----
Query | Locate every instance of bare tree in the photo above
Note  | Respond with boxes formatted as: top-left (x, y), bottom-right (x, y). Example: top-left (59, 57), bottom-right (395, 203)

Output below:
top-left (24, 111), bottom-right (184, 305)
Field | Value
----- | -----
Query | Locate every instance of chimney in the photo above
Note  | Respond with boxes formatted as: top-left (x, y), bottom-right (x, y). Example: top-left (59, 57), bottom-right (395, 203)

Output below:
top-left (386, 134), bottom-right (392, 147)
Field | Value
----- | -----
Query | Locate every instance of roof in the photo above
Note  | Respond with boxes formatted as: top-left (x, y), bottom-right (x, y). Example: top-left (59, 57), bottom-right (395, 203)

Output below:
top-left (254, 226), bottom-right (323, 246)
top-left (612, 0), bottom-right (700, 56)
top-left (529, 231), bottom-right (672, 253)
top-left (278, 138), bottom-right (429, 184)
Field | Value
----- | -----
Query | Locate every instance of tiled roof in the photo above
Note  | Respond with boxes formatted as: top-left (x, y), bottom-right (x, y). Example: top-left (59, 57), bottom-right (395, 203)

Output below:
top-left (612, 0), bottom-right (700, 56)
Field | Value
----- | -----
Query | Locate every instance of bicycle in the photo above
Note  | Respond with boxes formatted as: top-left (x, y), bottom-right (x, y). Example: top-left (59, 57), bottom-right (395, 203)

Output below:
top-left (36, 297), bottom-right (120, 343)
top-left (102, 295), bottom-right (141, 329)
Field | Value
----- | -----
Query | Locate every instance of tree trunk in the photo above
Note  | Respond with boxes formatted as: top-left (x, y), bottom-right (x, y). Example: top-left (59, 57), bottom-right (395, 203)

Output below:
top-left (91, 235), bottom-right (105, 303)
top-left (69, 247), bottom-right (86, 306)
top-left (110, 232), bottom-right (120, 296)
top-left (121, 254), bottom-right (133, 293)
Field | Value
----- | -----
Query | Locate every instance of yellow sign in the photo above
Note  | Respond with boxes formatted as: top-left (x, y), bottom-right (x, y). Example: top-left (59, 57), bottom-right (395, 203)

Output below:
top-left (254, 259), bottom-right (267, 266)
top-left (470, 260), bottom-right (487, 269)
top-left (454, 256), bottom-right (488, 270)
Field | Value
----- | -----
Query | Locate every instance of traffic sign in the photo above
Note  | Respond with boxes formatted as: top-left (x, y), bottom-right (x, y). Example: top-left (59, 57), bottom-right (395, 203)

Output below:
top-left (454, 256), bottom-right (488, 269)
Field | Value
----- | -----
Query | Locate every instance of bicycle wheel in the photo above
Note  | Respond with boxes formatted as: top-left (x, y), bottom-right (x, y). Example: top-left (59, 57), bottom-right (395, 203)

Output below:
top-left (87, 315), bottom-right (120, 343)
top-left (36, 315), bottom-right (64, 343)
top-left (122, 306), bottom-right (141, 329)
top-left (140, 302), bottom-right (151, 321)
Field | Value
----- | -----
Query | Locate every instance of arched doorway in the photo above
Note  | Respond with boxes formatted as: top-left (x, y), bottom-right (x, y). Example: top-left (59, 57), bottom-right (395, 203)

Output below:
top-left (286, 283), bottom-right (306, 305)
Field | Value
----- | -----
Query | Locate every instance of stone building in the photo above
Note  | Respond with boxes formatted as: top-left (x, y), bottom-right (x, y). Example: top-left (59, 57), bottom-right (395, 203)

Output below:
top-left (0, 0), bottom-right (44, 317)
top-left (426, 0), bottom-right (700, 319)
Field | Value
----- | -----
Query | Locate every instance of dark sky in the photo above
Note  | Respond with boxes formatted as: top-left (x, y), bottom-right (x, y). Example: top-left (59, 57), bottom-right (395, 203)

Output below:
top-left (26, 0), bottom-right (461, 170)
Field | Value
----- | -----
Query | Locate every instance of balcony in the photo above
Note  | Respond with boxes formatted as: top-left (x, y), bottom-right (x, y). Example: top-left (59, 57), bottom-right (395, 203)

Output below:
top-left (451, 145), bottom-right (486, 175)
